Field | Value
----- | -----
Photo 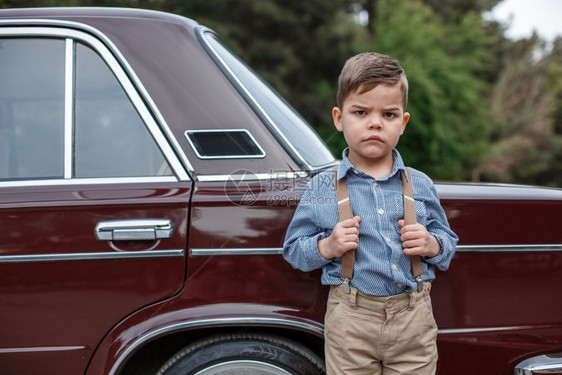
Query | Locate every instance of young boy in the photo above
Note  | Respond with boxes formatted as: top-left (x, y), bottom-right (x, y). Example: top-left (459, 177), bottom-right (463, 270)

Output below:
top-left (283, 52), bottom-right (458, 374)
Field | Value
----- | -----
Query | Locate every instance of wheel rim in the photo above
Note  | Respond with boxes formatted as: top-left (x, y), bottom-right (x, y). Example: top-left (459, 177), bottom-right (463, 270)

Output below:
top-left (193, 360), bottom-right (293, 375)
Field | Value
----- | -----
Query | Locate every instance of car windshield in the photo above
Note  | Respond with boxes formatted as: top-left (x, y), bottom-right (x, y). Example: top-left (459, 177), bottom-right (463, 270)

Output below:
top-left (202, 31), bottom-right (335, 169)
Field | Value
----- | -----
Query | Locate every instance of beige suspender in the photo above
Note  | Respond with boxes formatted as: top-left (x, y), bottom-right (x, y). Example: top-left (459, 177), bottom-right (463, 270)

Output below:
top-left (401, 168), bottom-right (424, 292)
top-left (334, 167), bottom-right (355, 294)
top-left (333, 167), bottom-right (424, 293)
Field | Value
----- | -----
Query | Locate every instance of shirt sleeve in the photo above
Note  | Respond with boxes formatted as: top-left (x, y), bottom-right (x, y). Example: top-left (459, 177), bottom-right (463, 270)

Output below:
top-left (283, 181), bottom-right (333, 272)
top-left (422, 179), bottom-right (459, 271)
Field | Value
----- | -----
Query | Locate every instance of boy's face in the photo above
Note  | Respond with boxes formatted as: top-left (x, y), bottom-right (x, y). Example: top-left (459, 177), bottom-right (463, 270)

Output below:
top-left (332, 83), bottom-right (410, 172)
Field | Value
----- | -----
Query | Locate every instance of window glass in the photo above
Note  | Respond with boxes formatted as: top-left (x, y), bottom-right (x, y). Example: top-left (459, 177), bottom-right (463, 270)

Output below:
top-left (0, 38), bottom-right (65, 180)
top-left (203, 33), bottom-right (335, 168)
top-left (74, 43), bottom-right (172, 178)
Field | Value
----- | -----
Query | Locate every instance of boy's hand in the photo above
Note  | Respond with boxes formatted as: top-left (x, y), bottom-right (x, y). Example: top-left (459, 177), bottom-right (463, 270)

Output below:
top-left (318, 216), bottom-right (361, 260)
top-left (398, 220), bottom-right (440, 258)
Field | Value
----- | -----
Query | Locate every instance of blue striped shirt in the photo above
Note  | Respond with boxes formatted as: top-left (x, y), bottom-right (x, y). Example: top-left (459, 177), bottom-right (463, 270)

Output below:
top-left (283, 149), bottom-right (458, 296)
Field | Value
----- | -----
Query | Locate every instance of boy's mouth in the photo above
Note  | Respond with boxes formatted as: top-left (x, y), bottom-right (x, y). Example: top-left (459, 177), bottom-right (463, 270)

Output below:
top-left (364, 135), bottom-right (383, 143)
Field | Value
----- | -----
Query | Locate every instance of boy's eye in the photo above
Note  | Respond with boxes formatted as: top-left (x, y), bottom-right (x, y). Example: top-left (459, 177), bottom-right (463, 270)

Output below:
top-left (383, 112), bottom-right (396, 118)
top-left (355, 110), bottom-right (367, 116)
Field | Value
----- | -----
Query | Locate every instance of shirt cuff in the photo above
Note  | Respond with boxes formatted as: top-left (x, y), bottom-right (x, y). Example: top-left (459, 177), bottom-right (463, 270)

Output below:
top-left (307, 233), bottom-right (332, 269)
top-left (424, 234), bottom-right (447, 265)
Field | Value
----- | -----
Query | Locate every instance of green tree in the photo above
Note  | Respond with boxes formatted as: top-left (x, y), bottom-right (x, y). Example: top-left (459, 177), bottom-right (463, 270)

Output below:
top-left (475, 35), bottom-right (562, 186)
top-left (422, 0), bottom-right (500, 23)
top-left (339, 0), bottom-right (498, 180)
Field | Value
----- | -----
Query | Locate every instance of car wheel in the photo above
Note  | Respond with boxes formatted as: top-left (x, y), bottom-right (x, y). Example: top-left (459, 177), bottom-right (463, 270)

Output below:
top-left (156, 332), bottom-right (325, 375)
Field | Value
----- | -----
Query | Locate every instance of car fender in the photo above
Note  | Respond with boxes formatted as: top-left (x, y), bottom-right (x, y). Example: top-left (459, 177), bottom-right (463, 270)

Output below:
top-left (85, 300), bottom-right (325, 375)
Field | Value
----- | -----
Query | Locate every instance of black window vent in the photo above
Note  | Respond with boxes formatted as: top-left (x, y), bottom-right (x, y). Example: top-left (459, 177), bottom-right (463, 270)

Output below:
top-left (185, 129), bottom-right (266, 159)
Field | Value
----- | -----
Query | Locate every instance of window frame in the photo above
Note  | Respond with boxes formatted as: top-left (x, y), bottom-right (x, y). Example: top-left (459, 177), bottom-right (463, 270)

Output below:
top-left (0, 25), bottom-right (190, 187)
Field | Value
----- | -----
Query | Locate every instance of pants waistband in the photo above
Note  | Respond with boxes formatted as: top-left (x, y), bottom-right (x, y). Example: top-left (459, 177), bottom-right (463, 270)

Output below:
top-left (330, 282), bottom-right (432, 311)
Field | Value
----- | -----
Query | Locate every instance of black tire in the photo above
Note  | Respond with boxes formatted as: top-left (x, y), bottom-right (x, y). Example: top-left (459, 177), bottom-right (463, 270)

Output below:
top-left (156, 332), bottom-right (325, 375)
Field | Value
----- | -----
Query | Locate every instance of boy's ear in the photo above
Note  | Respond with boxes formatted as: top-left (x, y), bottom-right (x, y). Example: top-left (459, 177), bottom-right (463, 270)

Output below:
top-left (332, 107), bottom-right (343, 132)
top-left (400, 112), bottom-right (410, 135)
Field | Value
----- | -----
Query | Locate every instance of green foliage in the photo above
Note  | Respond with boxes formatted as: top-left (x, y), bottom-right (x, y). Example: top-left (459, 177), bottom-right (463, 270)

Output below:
top-left (422, 0), bottom-right (501, 22)
top-left (347, 0), bottom-right (498, 180)
top-left (473, 34), bottom-right (562, 186)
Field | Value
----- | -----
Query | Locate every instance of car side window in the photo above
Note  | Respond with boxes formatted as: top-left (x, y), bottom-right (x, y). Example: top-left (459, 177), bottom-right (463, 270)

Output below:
top-left (0, 38), bottom-right (65, 180)
top-left (0, 37), bottom-right (172, 182)
top-left (74, 42), bottom-right (171, 178)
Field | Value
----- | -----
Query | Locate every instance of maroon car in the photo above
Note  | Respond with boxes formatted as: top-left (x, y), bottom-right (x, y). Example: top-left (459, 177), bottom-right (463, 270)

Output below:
top-left (0, 7), bottom-right (561, 375)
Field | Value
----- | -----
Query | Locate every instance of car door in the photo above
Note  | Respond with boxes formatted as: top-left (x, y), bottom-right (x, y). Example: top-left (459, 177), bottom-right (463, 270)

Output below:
top-left (0, 29), bottom-right (191, 374)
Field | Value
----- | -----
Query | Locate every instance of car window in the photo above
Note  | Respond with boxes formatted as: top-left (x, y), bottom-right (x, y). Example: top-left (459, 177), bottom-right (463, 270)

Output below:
top-left (0, 37), bottom-right (172, 181)
top-left (74, 43), bottom-right (171, 178)
top-left (202, 32), bottom-right (336, 169)
top-left (0, 38), bottom-right (65, 180)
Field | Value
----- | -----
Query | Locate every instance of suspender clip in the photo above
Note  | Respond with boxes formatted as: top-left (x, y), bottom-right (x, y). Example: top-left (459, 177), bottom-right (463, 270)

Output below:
top-left (416, 276), bottom-right (424, 292)
top-left (342, 278), bottom-right (351, 294)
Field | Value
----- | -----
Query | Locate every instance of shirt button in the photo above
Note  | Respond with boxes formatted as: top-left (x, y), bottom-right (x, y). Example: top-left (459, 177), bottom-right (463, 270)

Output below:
top-left (391, 264), bottom-right (398, 270)
top-left (378, 209), bottom-right (384, 215)
top-left (373, 181), bottom-right (378, 187)
top-left (385, 237), bottom-right (391, 243)
top-left (397, 283), bottom-right (403, 288)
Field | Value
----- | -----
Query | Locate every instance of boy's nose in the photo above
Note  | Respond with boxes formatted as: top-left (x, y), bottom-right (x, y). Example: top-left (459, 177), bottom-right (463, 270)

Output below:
top-left (367, 114), bottom-right (383, 129)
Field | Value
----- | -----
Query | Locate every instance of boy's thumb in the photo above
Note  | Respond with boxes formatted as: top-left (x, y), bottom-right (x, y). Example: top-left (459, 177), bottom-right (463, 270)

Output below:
top-left (353, 216), bottom-right (361, 225)
top-left (397, 219), bottom-right (405, 228)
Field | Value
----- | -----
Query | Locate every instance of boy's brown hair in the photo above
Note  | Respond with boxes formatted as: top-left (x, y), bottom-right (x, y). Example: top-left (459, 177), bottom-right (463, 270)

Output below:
top-left (336, 52), bottom-right (409, 110)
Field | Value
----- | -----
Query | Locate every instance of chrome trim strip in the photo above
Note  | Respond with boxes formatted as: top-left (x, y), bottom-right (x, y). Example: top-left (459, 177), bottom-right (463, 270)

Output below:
top-left (456, 244), bottom-right (562, 252)
top-left (0, 345), bottom-right (86, 354)
top-left (0, 176), bottom-right (178, 188)
top-left (438, 325), bottom-right (537, 335)
top-left (190, 248), bottom-right (283, 256)
top-left (64, 38), bottom-right (74, 179)
top-left (192, 245), bottom-right (562, 256)
top-left (109, 316), bottom-right (324, 375)
top-left (197, 171), bottom-right (308, 182)
top-left (185, 129), bottom-right (266, 159)
top-left (0, 23), bottom-right (191, 182)
top-left (436, 182), bottom-right (562, 201)
top-left (0, 249), bottom-right (184, 263)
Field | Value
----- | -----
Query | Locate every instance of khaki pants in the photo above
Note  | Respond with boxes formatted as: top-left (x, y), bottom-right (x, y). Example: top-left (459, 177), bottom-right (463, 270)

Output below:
top-left (324, 283), bottom-right (438, 375)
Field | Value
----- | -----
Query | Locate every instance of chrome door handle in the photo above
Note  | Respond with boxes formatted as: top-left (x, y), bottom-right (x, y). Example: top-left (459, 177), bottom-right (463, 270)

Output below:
top-left (95, 219), bottom-right (173, 241)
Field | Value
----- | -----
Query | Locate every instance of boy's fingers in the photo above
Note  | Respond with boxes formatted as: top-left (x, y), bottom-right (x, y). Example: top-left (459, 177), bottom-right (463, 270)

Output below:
top-left (340, 217), bottom-right (361, 228)
top-left (342, 240), bottom-right (359, 251)
top-left (403, 246), bottom-right (422, 256)
top-left (399, 222), bottom-right (424, 234)
top-left (397, 219), bottom-right (405, 228)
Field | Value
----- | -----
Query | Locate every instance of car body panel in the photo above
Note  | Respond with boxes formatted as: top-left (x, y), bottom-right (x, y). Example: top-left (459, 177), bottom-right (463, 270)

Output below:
top-left (0, 182), bottom-right (191, 374)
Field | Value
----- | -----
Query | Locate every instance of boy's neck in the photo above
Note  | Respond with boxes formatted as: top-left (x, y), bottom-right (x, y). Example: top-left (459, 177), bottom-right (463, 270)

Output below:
top-left (347, 151), bottom-right (394, 179)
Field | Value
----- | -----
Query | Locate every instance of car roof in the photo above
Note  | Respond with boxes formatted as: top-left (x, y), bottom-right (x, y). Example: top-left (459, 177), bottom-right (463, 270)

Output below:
top-left (0, 7), bottom-right (197, 26)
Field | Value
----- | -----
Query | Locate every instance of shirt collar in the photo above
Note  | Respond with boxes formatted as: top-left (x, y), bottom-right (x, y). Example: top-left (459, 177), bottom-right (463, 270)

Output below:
top-left (337, 148), bottom-right (408, 181)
